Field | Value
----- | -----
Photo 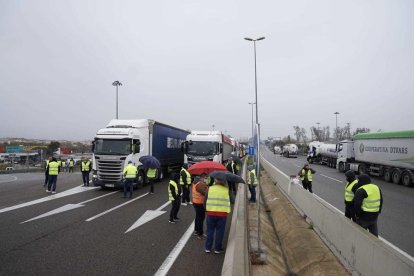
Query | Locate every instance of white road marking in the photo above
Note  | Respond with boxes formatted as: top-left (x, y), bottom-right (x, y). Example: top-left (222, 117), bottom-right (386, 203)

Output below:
top-left (0, 185), bottom-right (99, 214)
top-left (85, 192), bottom-right (149, 222)
top-left (319, 174), bottom-right (344, 183)
top-left (20, 191), bottom-right (118, 223)
top-left (0, 175), bottom-right (18, 183)
top-left (294, 164), bottom-right (301, 168)
top-left (154, 221), bottom-right (195, 276)
top-left (125, 201), bottom-right (171, 233)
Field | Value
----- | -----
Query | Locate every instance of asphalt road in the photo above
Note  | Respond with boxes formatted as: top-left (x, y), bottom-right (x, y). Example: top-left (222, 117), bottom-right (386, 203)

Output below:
top-left (261, 147), bottom-right (414, 257)
top-left (0, 172), bottom-right (231, 276)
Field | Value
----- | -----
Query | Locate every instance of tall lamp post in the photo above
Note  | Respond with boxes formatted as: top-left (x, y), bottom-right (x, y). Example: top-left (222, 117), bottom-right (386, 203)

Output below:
top-left (334, 112), bottom-right (340, 141)
top-left (112, 81), bottom-right (122, 119)
top-left (245, 36), bottom-right (265, 253)
top-left (248, 102), bottom-right (255, 143)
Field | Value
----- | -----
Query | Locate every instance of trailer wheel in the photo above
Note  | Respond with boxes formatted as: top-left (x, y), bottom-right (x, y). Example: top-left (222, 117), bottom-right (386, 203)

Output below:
top-left (392, 169), bottom-right (402, 185)
top-left (383, 168), bottom-right (392, 182)
top-left (338, 162), bottom-right (345, 173)
top-left (401, 170), bottom-right (413, 187)
top-left (358, 164), bottom-right (366, 175)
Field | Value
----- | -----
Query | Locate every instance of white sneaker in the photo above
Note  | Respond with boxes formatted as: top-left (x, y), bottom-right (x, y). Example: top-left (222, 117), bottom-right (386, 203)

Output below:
top-left (188, 202), bottom-right (193, 205)
top-left (181, 203), bottom-right (187, 206)
top-left (46, 190), bottom-right (50, 193)
top-left (51, 191), bottom-right (56, 194)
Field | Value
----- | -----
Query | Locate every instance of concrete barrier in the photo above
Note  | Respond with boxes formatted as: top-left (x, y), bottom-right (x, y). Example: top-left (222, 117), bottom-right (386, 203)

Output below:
top-left (261, 156), bottom-right (414, 276)
top-left (222, 163), bottom-right (249, 276)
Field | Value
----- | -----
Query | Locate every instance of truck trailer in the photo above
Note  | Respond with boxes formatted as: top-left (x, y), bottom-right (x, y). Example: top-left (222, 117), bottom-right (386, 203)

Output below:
top-left (336, 130), bottom-right (414, 186)
top-left (307, 141), bottom-right (337, 167)
top-left (92, 119), bottom-right (189, 188)
top-left (282, 144), bottom-right (298, 158)
top-left (182, 131), bottom-right (233, 165)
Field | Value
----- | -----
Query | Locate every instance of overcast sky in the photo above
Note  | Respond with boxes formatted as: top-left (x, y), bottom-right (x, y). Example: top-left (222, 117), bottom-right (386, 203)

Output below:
top-left (1, 0), bottom-right (413, 141)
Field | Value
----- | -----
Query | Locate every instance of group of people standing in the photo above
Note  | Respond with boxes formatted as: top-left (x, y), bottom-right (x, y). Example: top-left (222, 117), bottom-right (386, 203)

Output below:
top-left (296, 162), bottom-right (383, 237)
top-left (43, 157), bottom-right (92, 193)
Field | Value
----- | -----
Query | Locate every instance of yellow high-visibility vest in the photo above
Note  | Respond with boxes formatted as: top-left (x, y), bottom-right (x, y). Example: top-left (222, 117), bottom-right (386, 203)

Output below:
top-left (147, 168), bottom-right (157, 180)
top-left (247, 169), bottom-right (258, 185)
top-left (300, 169), bottom-right (313, 182)
top-left (123, 164), bottom-right (137, 179)
top-left (81, 161), bottom-right (91, 172)
top-left (69, 160), bottom-right (74, 167)
top-left (206, 185), bottom-right (231, 213)
top-left (179, 168), bottom-right (191, 185)
top-left (48, 161), bottom-right (59, 176)
top-left (168, 180), bottom-right (178, 201)
top-left (358, 184), bottom-right (381, 212)
top-left (344, 179), bottom-right (358, 202)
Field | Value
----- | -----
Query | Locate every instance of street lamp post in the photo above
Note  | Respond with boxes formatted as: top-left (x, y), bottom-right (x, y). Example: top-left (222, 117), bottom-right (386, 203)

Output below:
top-left (112, 81), bottom-right (122, 119)
top-left (248, 102), bottom-right (255, 143)
top-left (245, 36), bottom-right (265, 253)
top-left (334, 112), bottom-right (340, 141)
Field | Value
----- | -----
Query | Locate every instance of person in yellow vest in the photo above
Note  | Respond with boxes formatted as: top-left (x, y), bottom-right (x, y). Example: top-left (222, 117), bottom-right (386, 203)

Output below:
top-left (47, 157), bottom-right (60, 194)
top-left (354, 174), bottom-right (383, 237)
top-left (204, 174), bottom-right (231, 254)
top-left (68, 158), bottom-right (75, 173)
top-left (81, 158), bottom-right (92, 186)
top-left (344, 170), bottom-right (359, 220)
top-left (61, 159), bottom-right (66, 172)
top-left (43, 156), bottom-right (52, 187)
top-left (247, 165), bottom-right (258, 203)
top-left (180, 164), bottom-right (192, 206)
top-left (146, 167), bottom-right (158, 194)
top-left (123, 161), bottom-right (137, 198)
top-left (58, 159), bottom-right (62, 171)
top-left (298, 163), bottom-right (315, 193)
top-left (168, 172), bottom-right (181, 223)
top-left (192, 174), bottom-right (209, 238)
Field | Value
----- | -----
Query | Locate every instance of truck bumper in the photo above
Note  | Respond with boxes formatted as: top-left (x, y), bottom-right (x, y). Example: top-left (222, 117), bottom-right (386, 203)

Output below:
top-left (92, 174), bottom-right (124, 188)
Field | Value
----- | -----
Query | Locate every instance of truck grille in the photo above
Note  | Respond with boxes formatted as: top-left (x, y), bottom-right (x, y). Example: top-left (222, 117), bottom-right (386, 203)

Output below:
top-left (96, 159), bottom-right (123, 182)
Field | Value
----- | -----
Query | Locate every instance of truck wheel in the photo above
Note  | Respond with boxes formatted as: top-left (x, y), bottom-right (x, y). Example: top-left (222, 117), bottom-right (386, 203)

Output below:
top-left (392, 169), bottom-right (402, 185)
top-left (358, 164), bottom-right (366, 175)
top-left (156, 168), bottom-right (163, 182)
top-left (401, 170), bottom-right (413, 187)
top-left (137, 170), bottom-right (145, 188)
top-left (338, 162), bottom-right (345, 173)
top-left (383, 168), bottom-right (392, 182)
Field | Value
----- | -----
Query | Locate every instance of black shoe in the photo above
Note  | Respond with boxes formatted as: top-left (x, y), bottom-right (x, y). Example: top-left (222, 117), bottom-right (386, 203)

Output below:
top-left (174, 217), bottom-right (180, 221)
top-left (129, 195), bottom-right (133, 198)
top-left (214, 250), bottom-right (224, 254)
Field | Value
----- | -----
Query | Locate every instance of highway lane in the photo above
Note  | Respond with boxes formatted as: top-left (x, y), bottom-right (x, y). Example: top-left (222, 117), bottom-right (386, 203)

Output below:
top-left (262, 147), bottom-right (414, 257)
top-left (0, 172), bottom-right (230, 276)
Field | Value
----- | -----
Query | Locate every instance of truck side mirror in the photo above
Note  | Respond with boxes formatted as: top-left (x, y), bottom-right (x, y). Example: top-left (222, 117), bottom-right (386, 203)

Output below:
top-left (181, 141), bottom-right (188, 154)
top-left (133, 140), bottom-right (141, 154)
top-left (219, 144), bottom-right (223, 153)
top-left (91, 141), bottom-right (95, 152)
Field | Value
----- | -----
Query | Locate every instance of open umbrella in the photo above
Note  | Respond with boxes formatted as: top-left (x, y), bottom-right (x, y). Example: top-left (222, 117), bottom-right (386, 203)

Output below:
top-left (139, 155), bottom-right (161, 169)
top-left (209, 171), bottom-right (246, 184)
top-left (188, 161), bottom-right (227, 175)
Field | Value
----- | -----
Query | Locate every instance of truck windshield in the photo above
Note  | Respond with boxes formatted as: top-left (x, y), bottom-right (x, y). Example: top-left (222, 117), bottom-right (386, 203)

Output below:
top-left (187, 141), bottom-right (218, 156)
top-left (94, 139), bottom-right (132, 155)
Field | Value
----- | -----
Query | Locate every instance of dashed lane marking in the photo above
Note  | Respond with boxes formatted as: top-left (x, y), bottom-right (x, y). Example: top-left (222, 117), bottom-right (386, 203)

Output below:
top-left (319, 174), bottom-right (344, 183)
top-left (0, 175), bottom-right (18, 183)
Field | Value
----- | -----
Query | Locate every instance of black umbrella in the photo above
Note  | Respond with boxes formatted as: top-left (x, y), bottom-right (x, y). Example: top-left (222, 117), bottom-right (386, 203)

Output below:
top-left (139, 155), bottom-right (161, 169)
top-left (209, 170), bottom-right (246, 184)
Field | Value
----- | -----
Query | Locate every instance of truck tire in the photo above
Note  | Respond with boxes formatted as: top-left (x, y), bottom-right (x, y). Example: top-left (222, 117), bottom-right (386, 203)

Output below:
top-left (136, 170), bottom-right (145, 188)
top-left (383, 168), bottom-right (392, 182)
top-left (338, 162), bottom-right (345, 173)
top-left (392, 169), bottom-right (402, 185)
top-left (401, 170), bottom-right (413, 187)
top-left (156, 168), bottom-right (163, 182)
top-left (358, 164), bottom-right (366, 175)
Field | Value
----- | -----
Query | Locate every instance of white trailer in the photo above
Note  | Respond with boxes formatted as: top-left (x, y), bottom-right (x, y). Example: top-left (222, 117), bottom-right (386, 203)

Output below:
top-left (337, 130), bottom-right (414, 186)
top-left (183, 131), bottom-right (233, 165)
top-left (307, 142), bottom-right (337, 167)
top-left (282, 144), bottom-right (298, 158)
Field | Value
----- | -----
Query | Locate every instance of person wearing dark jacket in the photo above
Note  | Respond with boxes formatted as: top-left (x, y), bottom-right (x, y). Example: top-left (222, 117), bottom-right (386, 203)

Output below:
top-left (354, 174), bottom-right (383, 237)
top-left (168, 172), bottom-right (182, 223)
top-left (226, 159), bottom-right (238, 198)
top-left (298, 163), bottom-right (315, 193)
top-left (344, 170), bottom-right (359, 220)
top-left (180, 164), bottom-right (191, 205)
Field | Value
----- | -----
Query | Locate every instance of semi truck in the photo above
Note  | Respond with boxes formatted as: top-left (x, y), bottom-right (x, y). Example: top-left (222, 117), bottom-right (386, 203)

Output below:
top-left (92, 119), bottom-right (189, 188)
top-left (282, 144), bottom-right (298, 158)
top-left (336, 130), bottom-right (414, 186)
top-left (182, 131), bottom-right (233, 165)
top-left (307, 141), bottom-right (337, 167)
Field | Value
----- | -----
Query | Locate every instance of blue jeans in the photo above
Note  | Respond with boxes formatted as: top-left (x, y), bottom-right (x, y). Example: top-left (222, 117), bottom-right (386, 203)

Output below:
top-left (205, 215), bottom-right (227, 251)
top-left (249, 185), bottom-right (256, 202)
top-left (124, 179), bottom-right (133, 197)
top-left (48, 175), bottom-right (57, 192)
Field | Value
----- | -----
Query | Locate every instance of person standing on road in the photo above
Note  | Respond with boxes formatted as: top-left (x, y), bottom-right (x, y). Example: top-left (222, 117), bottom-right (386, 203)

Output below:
top-left (354, 174), bottom-right (383, 237)
top-left (204, 175), bottom-right (231, 254)
top-left (68, 158), bottom-right (74, 173)
top-left (226, 158), bottom-right (238, 198)
top-left (81, 158), bottom-right (92, 186)
top-left (60, 159), bottom-right (66, 173)
top-left (247, 165), bottom-right (258, 203)
top-left (47, 157), bottom-right (60, 194)
top-left (180, 164), bottom-right (192, 206)
top-left (43, 156), bottom-right (52, 187)
top-left (122, 161), bottom-right (137, 198)
top-left (192, 174), bottom-right (208, 238)
top-left (146, 167), bottom-right (157, 194)
top-left (298, 163), bottom-right (315, 193)
top-left (344, 170), bottom-right (359, 221)
top-left (168, 172), bottom-right (181, 223)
